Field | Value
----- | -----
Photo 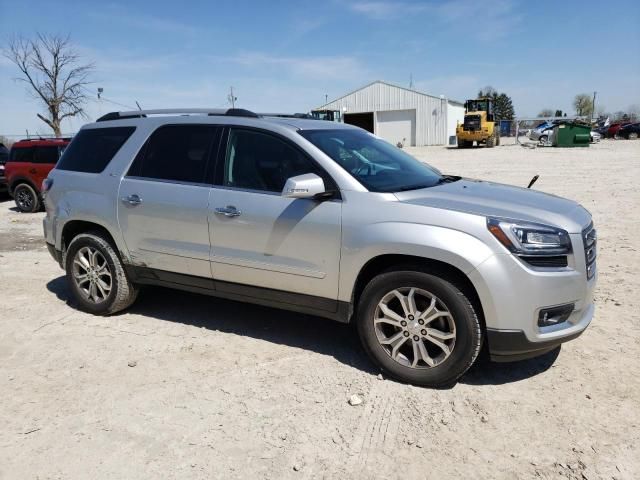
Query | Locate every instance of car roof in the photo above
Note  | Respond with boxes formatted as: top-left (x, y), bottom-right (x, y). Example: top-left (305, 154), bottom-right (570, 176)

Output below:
top-left (12, 138), bottom-right (71, 148)
top-left (91, 108), bottom-right (358, 132)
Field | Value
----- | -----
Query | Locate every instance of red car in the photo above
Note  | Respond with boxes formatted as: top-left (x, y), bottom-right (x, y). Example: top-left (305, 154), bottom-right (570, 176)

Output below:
top-left (606, 122), bottom-right (631, 138)
top-left (5, 137), bottom-right (71, 212)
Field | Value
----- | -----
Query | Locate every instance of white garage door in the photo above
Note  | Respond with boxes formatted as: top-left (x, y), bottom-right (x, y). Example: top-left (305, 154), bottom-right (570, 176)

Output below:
top-left (376, 109), bottom-right (416, 147)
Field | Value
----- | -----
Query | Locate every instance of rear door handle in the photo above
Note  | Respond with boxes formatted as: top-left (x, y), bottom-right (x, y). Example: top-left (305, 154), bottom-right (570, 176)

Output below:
top-left (121, 194), bottom-right (142, 206)
top-left (214, 205), bottom-right (241, 217)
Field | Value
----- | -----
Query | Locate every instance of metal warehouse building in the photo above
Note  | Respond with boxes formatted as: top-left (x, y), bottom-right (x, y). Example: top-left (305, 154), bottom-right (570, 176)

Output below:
top-left (316, 80), bottom-right (465, 146)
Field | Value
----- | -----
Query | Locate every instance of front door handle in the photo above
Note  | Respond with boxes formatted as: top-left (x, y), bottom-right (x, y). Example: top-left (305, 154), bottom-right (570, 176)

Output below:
top-left (214, 205), bottom-right (241, 217)
top-left (29, 168), bottom-right (37, 174)
top-left (121, 194), bottom-right (142, 206)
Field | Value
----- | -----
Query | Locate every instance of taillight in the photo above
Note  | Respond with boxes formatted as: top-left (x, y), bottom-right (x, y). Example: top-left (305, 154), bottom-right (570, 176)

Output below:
top-left (42, 178), bottom-right (53, 196)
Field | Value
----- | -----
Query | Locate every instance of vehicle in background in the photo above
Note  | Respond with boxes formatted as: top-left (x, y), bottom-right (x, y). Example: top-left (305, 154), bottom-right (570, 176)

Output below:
top-left (5, 137), bottom-right (71, 212)
top-left (529, 121), bottom-right (555, 143)
top-left (607, 122), bottom-right (631, 138)
top-left (456, 97), bottom-right (500, 148)
top-left (0, 143), bottom-right (9, 194)
top-left (616, 123), bottom-right (640, 139)
top-left (310, 109), bottom-right (342, 122)
top-left (590, 131), bottom-right (601, 143)
top-left (43, 108), bottom-right (596, 387)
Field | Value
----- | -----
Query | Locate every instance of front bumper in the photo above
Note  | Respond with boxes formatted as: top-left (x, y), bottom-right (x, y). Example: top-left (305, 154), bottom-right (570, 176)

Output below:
top-left (487, 302), bottom-right (594, 361)
top-left (457, 130), bottom-right (491, 141)
top-left (469, 230), bottom-right (596, 362)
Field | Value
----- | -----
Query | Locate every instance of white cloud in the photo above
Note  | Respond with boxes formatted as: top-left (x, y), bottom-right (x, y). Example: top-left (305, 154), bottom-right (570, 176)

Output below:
top-left (349, 0), bottom-right (521, 41)
top-left (87, 4), bottom-right (202, 37)
top-left (227, 52), bottom-right (368, 80)
top-left (350, 1), bottom-right (430, 19)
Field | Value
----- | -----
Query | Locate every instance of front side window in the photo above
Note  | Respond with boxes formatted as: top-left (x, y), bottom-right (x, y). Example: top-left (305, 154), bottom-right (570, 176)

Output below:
top-left (299, 129), bottom-right (443, 192)
top-left (35, 146), bottom-right (61, 164)
top-left (57, 127), bottom-right (135, 173)
top-left (128, 125), bottom-right (218, 183)
top-left (223, 129), bottom-right (323, 193)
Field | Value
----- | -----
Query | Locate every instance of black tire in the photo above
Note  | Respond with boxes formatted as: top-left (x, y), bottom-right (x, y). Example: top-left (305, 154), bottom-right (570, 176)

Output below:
top-left (65, 232), bottom-right (138, 315)
top-left (13, 183), bottom-right (40, 213)
top-left (496, 133), bottom-right (501, 146)
top-left (356, 270), bottom-right (482, 388)
top-left (629, 132), bottom-right (638, 140)
top-left (539, 135), bottom-right (548, 144)
top-left (486, 135), bottom-right (495, 148)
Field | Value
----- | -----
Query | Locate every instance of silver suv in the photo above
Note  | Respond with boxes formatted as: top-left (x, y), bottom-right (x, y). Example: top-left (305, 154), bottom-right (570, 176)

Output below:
top-left (43, 108), bottom-right (597, 387)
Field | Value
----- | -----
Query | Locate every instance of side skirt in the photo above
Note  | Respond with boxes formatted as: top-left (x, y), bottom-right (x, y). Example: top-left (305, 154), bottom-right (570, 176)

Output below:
top-left (125, 266), bottom-right (352, 323)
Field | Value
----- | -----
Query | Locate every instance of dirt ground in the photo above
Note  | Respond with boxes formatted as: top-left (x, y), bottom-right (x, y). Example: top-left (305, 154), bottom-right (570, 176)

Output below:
top-left (1, 139), bottom-right (639, 479)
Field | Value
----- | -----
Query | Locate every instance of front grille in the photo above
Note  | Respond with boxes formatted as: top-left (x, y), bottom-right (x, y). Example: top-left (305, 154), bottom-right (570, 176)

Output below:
top-left (463, 115), bottom-right (481, 131)
top-left (583, 223), bottom-right (597, 279)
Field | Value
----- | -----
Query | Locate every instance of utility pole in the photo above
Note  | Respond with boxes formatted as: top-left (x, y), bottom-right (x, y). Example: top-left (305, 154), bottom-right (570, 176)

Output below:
top-left (325, 94), bottom-right (328, 104)
top-left (228, 87), bottom-right (237, 108)
top-left (591, 91), bottom-right (597, 122)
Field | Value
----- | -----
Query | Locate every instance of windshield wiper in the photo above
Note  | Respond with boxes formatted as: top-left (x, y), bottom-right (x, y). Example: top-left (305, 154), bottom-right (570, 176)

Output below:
top-left (436, 175), bottom-right (461, 185)
top-left (395, 183), bottom-right (434, 192)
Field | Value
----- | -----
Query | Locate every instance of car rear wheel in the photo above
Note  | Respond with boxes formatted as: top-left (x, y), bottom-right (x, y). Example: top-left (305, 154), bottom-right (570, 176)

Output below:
top-left (539, 135), bottom-right (548, 144)
top-left (629, 132), bottom-right (638, 140)
top-left (65, 232), bottom-right (138, 315)
top-left (13, 183), bottom-right (40, 213)
top-left (356, 270), bottom-right (482, 387)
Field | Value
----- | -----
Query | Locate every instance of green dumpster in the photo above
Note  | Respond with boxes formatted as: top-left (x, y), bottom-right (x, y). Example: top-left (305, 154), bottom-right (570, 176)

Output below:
top-left (552, 122), bottom-right (591, 147)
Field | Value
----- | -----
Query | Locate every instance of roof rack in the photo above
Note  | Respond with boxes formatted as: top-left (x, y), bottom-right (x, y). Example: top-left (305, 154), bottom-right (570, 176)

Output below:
top-left (260, 112), bottom-right (313, 119)
top-left (16, 137), bottom-right (72, 142)
top-left (96, 108), bottom-right (259, 122)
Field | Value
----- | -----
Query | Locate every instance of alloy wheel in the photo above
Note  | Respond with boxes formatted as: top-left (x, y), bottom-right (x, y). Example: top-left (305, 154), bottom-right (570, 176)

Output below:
top-left (16, 188), bottom-right (34, 211)
top-left (374, 287), bottom-right (456, 369)
top-left (72, 246), bottom-right (112, 303)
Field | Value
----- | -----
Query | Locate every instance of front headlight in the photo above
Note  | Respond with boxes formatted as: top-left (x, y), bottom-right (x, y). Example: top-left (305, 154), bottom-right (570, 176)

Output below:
top-left (487, 217), bottom-right (572, 256)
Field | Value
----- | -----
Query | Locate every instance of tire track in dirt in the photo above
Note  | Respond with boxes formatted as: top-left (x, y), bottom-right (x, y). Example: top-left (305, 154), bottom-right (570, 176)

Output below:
top-left (345, 379), bottom-right (401, 476)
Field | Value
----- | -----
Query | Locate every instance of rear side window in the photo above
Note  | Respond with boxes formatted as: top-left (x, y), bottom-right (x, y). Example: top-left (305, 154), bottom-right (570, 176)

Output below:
top-left (57, 127), bottom-right (135, 173)
top-left (127, 125), bottom-right (219, 184)
top-left (35, 146), bottom-right (61, 164)
top-left (9, 147), bottom-right (35, 163)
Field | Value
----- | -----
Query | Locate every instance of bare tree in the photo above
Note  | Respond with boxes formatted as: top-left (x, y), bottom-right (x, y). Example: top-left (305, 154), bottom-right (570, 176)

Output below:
top-left (3, 34), bottom-right (94, 136)
top-left (573, 93), bottom-right (593, 118)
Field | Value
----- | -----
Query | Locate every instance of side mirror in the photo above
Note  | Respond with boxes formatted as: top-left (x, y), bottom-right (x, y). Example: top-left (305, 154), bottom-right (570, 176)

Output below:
top-left (282, 173), bottom-right (326, 199)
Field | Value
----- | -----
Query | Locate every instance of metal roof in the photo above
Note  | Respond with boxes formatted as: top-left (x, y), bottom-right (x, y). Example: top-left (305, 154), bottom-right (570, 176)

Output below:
top-left (315, 80), bottom-right (464, 109)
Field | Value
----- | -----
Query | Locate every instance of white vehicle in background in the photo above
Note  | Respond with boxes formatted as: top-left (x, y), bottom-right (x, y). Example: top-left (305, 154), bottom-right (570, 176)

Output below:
top-left (529, 122), bottom-right (555, 143)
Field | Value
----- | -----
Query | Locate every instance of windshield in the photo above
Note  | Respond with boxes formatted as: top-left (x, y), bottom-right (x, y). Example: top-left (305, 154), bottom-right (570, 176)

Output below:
top-left (299, 129), bottom-right (442, 192)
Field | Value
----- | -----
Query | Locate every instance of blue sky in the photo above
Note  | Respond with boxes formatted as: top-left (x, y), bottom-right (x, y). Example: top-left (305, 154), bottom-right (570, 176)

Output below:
top-left (1, 0), bottom-right (639, 136)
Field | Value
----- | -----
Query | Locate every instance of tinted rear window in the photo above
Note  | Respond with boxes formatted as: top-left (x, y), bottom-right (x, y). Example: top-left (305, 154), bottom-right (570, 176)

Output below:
top-left (8, 146), bottom-right (35, 163)
top-left (127, 125), bottom-right (218, 183)
top-left (57, 127), bottom-right (135, 173)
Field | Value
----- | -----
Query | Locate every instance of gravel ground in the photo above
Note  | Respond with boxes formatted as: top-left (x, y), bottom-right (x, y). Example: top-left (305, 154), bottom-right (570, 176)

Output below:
top-left (1, 139), bottom-right (639, 479)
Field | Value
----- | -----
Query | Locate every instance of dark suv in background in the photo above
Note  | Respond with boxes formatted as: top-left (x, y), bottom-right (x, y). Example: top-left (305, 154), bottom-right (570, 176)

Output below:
top-left (5, 137), bottom-right (71, 212)
top-left (0, 143), bottom-right (9, 194)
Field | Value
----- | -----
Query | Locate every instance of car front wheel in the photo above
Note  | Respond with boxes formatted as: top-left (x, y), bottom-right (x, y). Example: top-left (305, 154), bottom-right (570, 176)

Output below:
top-left (13, 183), bottom-right (40, 213)
top-left (65, 232), bottom-right (138, 315)
top-left (357, 270), bottom-right (482, 387)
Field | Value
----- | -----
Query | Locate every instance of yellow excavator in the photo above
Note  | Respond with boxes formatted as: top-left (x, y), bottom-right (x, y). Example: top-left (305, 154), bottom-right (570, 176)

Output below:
top-left (456, 97), bottom-right (501, 148)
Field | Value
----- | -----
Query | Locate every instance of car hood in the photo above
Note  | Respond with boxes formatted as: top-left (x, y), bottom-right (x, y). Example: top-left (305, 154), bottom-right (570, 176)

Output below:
top-left (394, 178), bottom-right (591, 233)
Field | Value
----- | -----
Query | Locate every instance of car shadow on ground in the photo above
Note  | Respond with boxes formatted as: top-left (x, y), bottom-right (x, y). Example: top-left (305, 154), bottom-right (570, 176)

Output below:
top-left (46, 276), bottom-right (560, 387)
